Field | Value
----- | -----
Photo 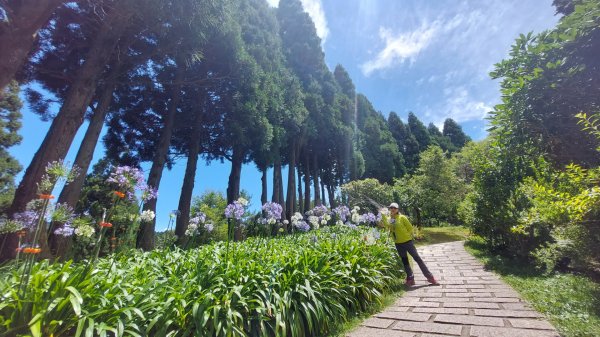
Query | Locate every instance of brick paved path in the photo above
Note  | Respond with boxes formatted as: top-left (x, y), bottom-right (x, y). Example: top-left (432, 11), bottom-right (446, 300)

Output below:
top-left (348, 241), bottom-right (560, 337)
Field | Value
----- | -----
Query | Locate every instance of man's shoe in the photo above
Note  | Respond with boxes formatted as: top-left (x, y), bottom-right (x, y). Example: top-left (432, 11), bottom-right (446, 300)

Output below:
top-left (405, 277), bottom-right (415, 286)
top-left (427, 276), bottom-right (439, 285)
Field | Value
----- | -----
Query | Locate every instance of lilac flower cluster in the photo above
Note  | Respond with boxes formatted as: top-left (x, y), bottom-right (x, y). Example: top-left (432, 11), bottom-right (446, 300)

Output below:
top-left (360, 212), bottom-right (377, 224)
top-left (54, 224), bottom-right (75, 237)
top-left (12, 211), bottom-right (39, 230)
top-left (294, 220), bottom-right (310, 232)
top-left (190, 212), bottom-right (206, 225)
top-left (333, 205), bottom-right (350, 222)
top-left (262, 202), bottom-right (283, 221)
top-left (106, 166), bottom-right (157, 201)
top-left (308, 205), bottom-right (329, 217)
top-left (141, 187), bottom-right (158, 202)
top-left (224, 198), bottom-right (246, 220)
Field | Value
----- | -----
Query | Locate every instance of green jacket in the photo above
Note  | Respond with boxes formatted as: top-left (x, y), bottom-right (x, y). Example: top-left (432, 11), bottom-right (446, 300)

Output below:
top-left (381, 213), bottom-right (414, 243)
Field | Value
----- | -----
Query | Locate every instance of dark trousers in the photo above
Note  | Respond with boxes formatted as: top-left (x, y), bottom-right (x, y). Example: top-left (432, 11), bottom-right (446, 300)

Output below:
top-left (395, 240), bottom-right (432, 279)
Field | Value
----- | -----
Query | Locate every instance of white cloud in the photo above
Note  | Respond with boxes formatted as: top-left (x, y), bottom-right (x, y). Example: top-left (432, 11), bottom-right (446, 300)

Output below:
top-left (439, 86), bottom-right (493, 124)
top-left (301, 0), bottom-right (329, 43)
top-left (264, 0), bottom-right (329, 44)
top-left (360, 23), bottom-right (438, 76)
top-left (265, 0), bottom-right (279, 7)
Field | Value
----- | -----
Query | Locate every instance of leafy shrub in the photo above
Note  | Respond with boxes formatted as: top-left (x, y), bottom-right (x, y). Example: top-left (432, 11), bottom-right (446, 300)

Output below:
top-left (394, 146), bottom-right (468, 226)
top-left (0, 226), bottom-right (402, 337)
top-left (516, 165), bottom-right (600, 272)
top-left (340, 178), bottom-right (392, 213)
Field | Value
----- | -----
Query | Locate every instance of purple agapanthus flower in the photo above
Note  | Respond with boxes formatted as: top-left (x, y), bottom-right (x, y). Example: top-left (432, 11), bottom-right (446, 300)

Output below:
top-left (204, 223), bottom-right (214, 232)
top-left (262, 202), bottom-right (282, 221)
top-left (190, 212), bottom-right (206, 224)
top-left (310, 205), bottom-right (329, 217)
top-left (360, 212), bottom-right (377, 224)
top-left (141, 186), bottom-right (158, 202)
top-left (333, 206), bottom-right (350, 222)
top-left (107, 166), bottom-right (156, 201)
top-left (54, 224), bottom-right (75, 237)
top-left (224, 202), bottom-right (245, 220)
top-left (294, 221), bottom-right (310, 232)
top-left (12, 211), bottom-right (39, 230)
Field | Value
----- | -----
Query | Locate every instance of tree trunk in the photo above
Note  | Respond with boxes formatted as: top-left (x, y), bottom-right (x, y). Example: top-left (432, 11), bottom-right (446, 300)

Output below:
top-left (3, 7), bottom-right (131, 260)
top-left (56, 68), bottom-right (119, 209)
top-left (226, 144), bottom-right (244, 241)
top-left (272, 161), bottom-right (280, 204)
top-left (278, 162), bottom-right (285, 218)
top-left (137, 58), bottom-right (185, 251)
top-left (297, 165), bottom-right (303, 214)
top-left (327, 184), bottom-right (336, 208)
top-left (303, 151), bottom-right (310, 213)
top-left (321, 179), bottom-right (327, 207)
top-left (313, 153), bottom-right (321, 206)
top-left (175, 102), bottom-right (204, 245)
top-left (0, 0), bottom-right (65, 93)
top-left (226, 145), bottom-right (243, 204)
top-left (50, 73), bottom-right (117, 256)
top-left (286, 141), bottom-right (297, 220)
top-left (9, 6), bottom-right (130, 216)
top-left (261, 168), bottom-right (267, 206)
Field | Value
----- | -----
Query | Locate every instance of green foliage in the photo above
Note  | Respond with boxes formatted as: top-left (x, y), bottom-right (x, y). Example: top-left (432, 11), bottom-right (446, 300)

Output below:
top-left (442, 118), bottom-right (471, 150)
top-left (407, 112), bottom-right (430, 153)
top-left (0, 227), bottom-right (402, 337)
top-left (470, 1), bottom-right (600, 264)
top-left (395, 146), bottom-right (468, 226)
top-left (516, 164), bottom-right (600, 272)
top-left (466, 237), bottom-right (600, 337)
top-left (489, 0), bottom-right (600, 167)
top-left (340, 178), bottom-right (393, 213)
top-left (76, 159), bottom-right (140, 256)
top-left (361, 115), bottom-right (403, 183)
top-left (190, 190), bottom-right (229, 242)
top-left (0, 81), bottom-right (23, 214)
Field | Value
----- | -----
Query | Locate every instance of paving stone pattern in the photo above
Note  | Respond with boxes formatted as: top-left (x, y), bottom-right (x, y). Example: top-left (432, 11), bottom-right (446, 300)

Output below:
top-left (347, 241), bottom-right (560, 337)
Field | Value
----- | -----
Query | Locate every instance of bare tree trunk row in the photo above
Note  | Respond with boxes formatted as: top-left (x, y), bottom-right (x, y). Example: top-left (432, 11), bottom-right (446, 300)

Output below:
top-left (137, 57), bottom-right (185, 251)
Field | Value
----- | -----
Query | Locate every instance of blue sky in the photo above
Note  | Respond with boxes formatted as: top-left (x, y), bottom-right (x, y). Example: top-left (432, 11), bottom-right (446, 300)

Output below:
top-left (11, 0), bottom-right (559, 231)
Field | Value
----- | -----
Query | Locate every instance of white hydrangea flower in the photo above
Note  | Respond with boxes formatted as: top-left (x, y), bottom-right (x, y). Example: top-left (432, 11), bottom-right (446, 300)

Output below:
top-left (351, 213), bottom-right (360, 224)
top-left (237, 197), bottom-right (249, 206)
top-left (320, 219), bottom-right (327, 225)
top-left (140, 210), bottom-right (156, 222)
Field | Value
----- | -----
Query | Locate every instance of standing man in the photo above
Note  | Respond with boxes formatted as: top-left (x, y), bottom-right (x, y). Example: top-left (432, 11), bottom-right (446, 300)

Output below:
top-left (380, 202), bottom-right (438, 286)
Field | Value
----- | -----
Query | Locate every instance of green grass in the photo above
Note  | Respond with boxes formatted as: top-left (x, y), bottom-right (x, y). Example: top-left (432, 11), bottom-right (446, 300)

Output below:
top-left (415, 225), bottom-right (470, 246)
top-left (465, 237), bottom-right (600, 337)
